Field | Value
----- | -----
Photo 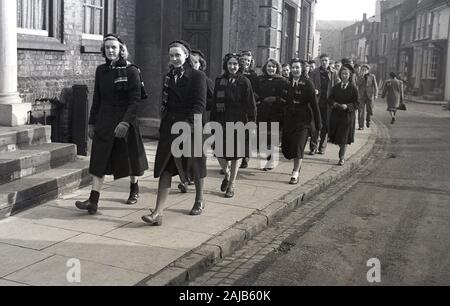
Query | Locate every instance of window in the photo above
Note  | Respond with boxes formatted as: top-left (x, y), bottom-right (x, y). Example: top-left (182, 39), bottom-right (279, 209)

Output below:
top-left (422, 49), bottom-right (428, 78)
top-left (429, 48), bottom-right (439, 79)
top-left (416, 14), bottom-right (422, 40)
top-left (426, 12), bottom-right (432, 39)
top-left (82, 0), bottom-right (115, 40)
top-left (17, 0), bottom-right (49, 36)
top-left (17, 0), bottom-right (65, 51)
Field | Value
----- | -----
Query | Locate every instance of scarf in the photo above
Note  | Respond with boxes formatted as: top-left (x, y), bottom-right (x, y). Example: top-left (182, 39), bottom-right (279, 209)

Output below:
top-left (111, 57), bottom-right (129, 93)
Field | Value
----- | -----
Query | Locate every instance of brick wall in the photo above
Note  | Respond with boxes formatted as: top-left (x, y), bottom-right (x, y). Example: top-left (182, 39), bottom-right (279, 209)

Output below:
top-left (17, 0), bottom-right (136, 143)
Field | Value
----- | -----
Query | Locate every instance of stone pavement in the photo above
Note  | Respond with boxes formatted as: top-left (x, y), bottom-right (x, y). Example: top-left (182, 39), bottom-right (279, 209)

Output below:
top-left (0, 124), bottom-right (378, 286)
top-left (405, 96), bottom-right (449, 107)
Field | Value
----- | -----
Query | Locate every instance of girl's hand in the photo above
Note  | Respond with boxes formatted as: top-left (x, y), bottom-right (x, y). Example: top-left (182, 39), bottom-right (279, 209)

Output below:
top-left (115, 122), bottom-right (130, 138)
top-left (88, 125), bottom-right (95, 140)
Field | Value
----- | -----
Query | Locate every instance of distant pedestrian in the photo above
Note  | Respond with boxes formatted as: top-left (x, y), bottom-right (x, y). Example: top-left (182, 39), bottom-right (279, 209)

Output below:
top-left (382, 72), bottom-right (404, 125)
top-left (308, 60), bottom-right (317, 75)
top-left (142, 40), bottom-right (207, 226)
top-left (282, 58), bottom-right (321, 185)
top-left (310, 53), bottom-right (340, 155)
top-left (328, 64), bottom-right (359, 166)
top-left (302, 61), bottom-right (312, 80)
top-left (282, 64), bottom-right (291, 79)
top-left (211, 53), bottom-right (257, 198)
top-left (239, 50), bottom-right (260, 169)
top-left (357, 64), bottom-right (378, 130)
top-left (75, 34), bottom-right (149, 215)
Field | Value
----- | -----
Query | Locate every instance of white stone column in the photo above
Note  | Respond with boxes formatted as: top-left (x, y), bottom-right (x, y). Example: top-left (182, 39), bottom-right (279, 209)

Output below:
top-left (0, 0), bottom-right (30, 126)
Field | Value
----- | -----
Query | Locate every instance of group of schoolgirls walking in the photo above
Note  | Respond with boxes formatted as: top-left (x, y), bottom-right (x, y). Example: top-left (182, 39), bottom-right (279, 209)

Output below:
top-left (75, 34), bottom-right (360, 226)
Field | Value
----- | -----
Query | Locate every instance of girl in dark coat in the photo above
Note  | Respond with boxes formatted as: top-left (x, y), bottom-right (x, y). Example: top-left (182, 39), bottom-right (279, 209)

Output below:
top-left (258, 59), bottom-right (288, 171)
top-left (239, 50), bottom-right (260, 169)
top-left (328, 64), bottom-right (360, 166)
top-left (210, 53), bottom-right (257, 198)
top-left (75, 34), bottom-right (149, 215)
top-left (142, 40), bottom-right (207, 226)
top-left (174, 49), bottom-right (215, 194)
top-left (282, 58), bottom-right (321, 185)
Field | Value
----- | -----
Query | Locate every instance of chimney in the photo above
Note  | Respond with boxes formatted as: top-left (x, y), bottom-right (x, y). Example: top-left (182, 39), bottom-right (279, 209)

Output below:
top-left (363, 13), bottom-right (367, 20)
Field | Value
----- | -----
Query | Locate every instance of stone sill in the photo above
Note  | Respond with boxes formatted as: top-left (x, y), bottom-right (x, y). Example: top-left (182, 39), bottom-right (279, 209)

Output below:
top-left (18, 35), bottom-right (67, 52)
top-left (81, 39), bottom-right (102, 54)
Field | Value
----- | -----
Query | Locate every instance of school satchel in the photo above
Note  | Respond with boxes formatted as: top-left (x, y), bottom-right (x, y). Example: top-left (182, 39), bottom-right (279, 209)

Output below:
top-left (130, 64), bottom-right (149, 100)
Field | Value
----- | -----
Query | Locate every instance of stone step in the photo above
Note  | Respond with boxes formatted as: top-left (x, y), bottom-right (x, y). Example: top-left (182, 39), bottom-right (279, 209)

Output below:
top-left (0, 143), bottom-right (77, 185)
top-left (0, 125), bottom-right (51, 153)
top-left (0, 158), bottom-right (92, 219)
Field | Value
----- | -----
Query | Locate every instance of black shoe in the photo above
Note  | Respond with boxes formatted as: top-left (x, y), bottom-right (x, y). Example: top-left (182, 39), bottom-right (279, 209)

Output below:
top-left (391, 118), bottom-right (396, 124)
top-left (318, 149), bottom-right (325, 155)
top-left (126, 182), bottom-right (139, 205)
top-left (190, 201), bottom-right (205, 216)
top-left (75, 199), bottom-right (98, 215)
top-left (221, 178), bottom-right (229, 192)
top-left (358, 127), bottom-right (364, 131)
top-left (367, 122), bottom-right (371, 128)
top-left (338, 159), bottom-right (345, 166)
top-left (309, 150), bottom-right (317, 156)
top-left (289, 177), bottom-right (299, 185)
top-left (240, 159), bottom-right (248, 169)
top-left (188, 180), bottom-right (195, 186)
top-left (178, 182), bottom-right (188, 194)
top-left (225, 186), bottom-right (235, 198)
top-left (142, 213), bottom-right (163, 226)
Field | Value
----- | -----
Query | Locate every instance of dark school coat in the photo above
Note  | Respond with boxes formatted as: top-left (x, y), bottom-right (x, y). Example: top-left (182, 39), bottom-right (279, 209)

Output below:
top-left (257, 75), bottom-right (288, 126)
top-left (89, 64), bottom-right (149, 180)
top-left (154, 65), bottom-right (208, 179)
top-left (281, 78), bottom-right (321, 160)
top-left (210, 75), bottom-right (257, 161)
top-left (328, 83), bottom-right (360, 145)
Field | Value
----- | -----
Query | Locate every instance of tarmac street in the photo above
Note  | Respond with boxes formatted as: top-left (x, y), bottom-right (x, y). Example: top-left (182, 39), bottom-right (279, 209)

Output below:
top-left (189, 100), bottom-right (450, 286)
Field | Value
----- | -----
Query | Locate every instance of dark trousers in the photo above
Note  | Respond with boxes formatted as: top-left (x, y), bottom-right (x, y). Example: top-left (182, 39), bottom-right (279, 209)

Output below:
top-left (358, 97), bottom-right (374, 128)
top-left (310, 105), bottom-right (329, 152)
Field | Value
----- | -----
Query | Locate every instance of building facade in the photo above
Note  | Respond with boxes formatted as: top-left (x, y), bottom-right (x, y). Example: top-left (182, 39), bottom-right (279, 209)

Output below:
top-left (379, 0), bottom-right (402, 83)
top-left (341, 13), bottom-right (380, 76)
top-left (399, 0), bottom-right (450, 100)
top-left (0, 0), bottom-right (317, 137)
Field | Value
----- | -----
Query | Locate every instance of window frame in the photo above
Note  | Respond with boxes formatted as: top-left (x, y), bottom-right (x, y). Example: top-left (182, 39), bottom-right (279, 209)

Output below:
top-left (81, 0), bottom-right (116, 53)
top-left (17, 0), bottom-right (66, 52)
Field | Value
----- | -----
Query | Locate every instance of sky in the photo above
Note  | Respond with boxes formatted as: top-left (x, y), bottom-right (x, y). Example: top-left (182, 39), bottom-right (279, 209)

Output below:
top-left (316, 0), bottom-right (378, 21)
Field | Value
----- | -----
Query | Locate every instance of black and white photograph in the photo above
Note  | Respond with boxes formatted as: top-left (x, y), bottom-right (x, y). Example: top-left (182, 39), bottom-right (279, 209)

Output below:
top-left (0, 0), bottom-right (450, 290)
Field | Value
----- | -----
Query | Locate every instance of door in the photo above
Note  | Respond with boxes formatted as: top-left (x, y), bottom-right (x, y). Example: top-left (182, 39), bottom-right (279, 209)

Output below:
top-left (183, 0), bottom-right (211, 74)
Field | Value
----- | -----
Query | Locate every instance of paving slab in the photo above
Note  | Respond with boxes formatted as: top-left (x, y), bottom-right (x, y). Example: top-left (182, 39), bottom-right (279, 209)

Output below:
top-left (44, 233), bottom-right (184, 275)
top-left (0, 219), bottom-right (80, 251)
top-left (5, 255), bottom-right (147, 286)
top-left (0, 243), bottom-right (52, 278)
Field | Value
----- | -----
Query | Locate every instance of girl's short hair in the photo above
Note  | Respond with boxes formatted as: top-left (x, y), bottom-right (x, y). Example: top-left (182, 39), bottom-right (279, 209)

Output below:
top-left (290, 58), bottom-right (303, 66)
top-left (240, 50), bottom-right (255, 69)
top-left (262, 59), bottom-right (282, 76)
top-left (339, 64), bottom-right (355, 80)
top-left (222, 53), bottom-right (242, 74)
top-left (168, 40), bottom-right (193, 67)
top-left (101, 34), bottom-right (126, 60)
top-left (191, 50), bottom-right (207, 72)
